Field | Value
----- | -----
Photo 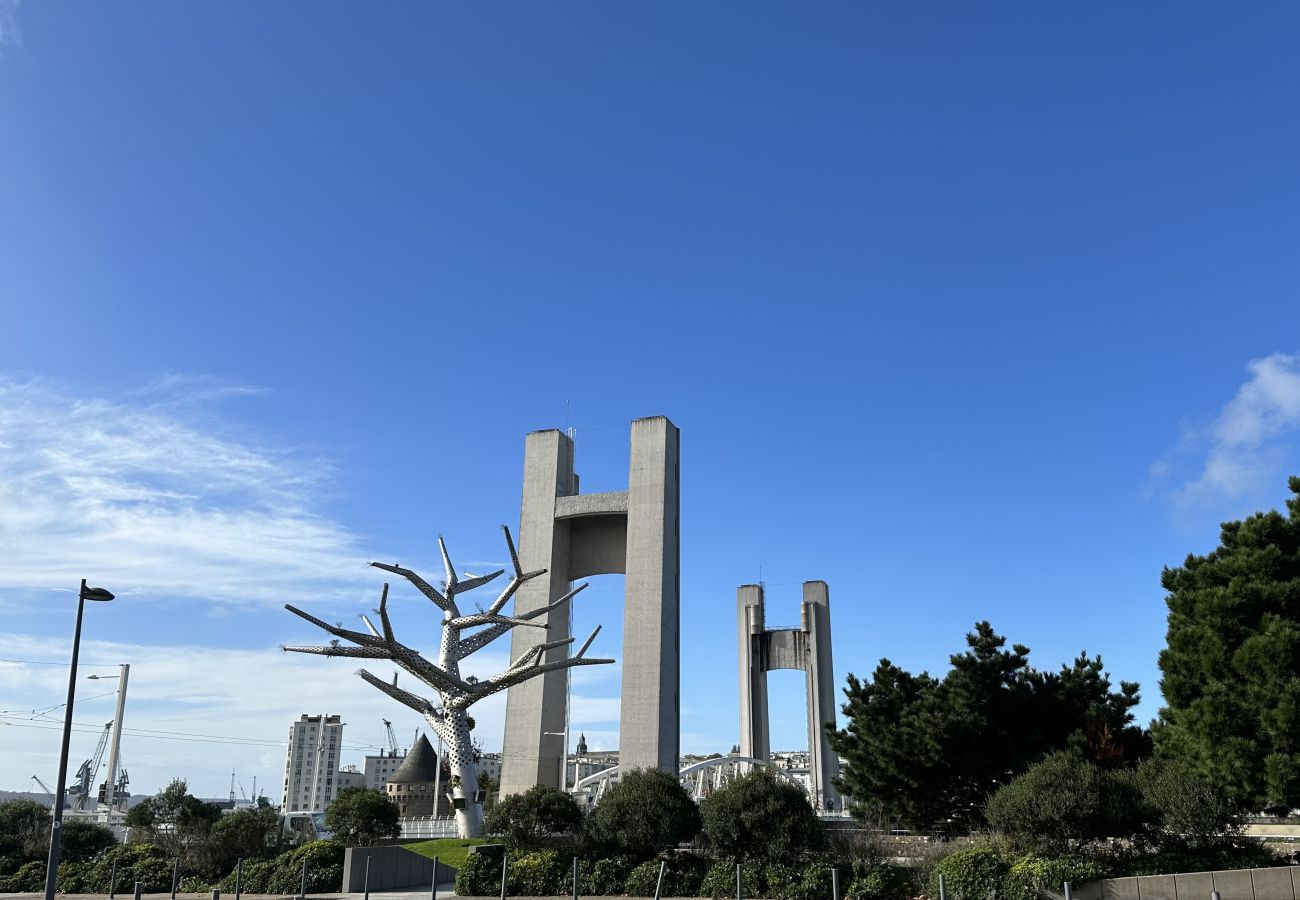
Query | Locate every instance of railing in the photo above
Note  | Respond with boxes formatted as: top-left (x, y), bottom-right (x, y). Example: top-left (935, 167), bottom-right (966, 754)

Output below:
top-left (399, 816), bottom-right (460, 839)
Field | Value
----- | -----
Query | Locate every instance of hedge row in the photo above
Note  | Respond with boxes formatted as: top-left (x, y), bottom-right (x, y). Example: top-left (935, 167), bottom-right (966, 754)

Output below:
top-left (455, 850), bottom-right (850, 899)
top-left (0, 840), bottom-right (344, 896)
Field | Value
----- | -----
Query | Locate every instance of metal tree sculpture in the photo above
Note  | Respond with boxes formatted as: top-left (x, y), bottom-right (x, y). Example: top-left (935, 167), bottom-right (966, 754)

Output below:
top-left (283, 525), bottom-right (612, 837)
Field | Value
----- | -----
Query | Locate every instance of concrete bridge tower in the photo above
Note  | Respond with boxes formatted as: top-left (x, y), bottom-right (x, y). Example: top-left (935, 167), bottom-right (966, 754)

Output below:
top-left (500, 416), bottom-right (680, 796)
top-left (737, 581), bottom-right (839, 810)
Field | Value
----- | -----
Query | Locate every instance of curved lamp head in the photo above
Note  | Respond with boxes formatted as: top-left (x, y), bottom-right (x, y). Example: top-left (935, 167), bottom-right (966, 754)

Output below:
top-left (81, 586), bottom-right (114, 602)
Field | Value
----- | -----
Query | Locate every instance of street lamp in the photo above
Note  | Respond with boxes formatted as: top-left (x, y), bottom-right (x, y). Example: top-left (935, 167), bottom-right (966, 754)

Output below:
top-left (88, 665), bottom-right (130, 815)
top-left (45, 580), bottom-right (114, 900)
top-left (544, 731), bottom-right (569, 791)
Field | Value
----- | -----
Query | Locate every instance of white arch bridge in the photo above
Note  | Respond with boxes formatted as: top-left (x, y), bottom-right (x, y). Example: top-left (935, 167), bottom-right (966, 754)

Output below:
top-left (573, 756), bottom-right (844, 814)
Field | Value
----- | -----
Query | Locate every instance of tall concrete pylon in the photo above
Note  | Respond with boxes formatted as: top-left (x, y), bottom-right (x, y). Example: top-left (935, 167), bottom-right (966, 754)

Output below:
top-left (737, 581), bottom-right (839, 810)
top-left (500, 416), bottom-right (680, 796)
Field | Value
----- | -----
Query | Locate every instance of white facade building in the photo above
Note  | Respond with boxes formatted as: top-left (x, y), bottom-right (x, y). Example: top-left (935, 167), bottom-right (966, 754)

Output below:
top-left (476, 753), bottom-right (502, 783)
top-left (337, 765), bottom-right (364, 792)
top-left (282, 714), bottom-right (344, 812)
top-left (364, 748), bottom-right (407, 791)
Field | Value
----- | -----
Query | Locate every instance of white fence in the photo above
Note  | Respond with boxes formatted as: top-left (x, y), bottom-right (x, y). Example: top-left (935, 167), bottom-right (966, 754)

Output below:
top-left (399, 816), bottom-right (460, 839)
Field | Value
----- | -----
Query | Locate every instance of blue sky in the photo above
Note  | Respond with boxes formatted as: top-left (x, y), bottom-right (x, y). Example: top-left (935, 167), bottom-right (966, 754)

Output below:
top-left (1, 2), bottom-right (1298, 799)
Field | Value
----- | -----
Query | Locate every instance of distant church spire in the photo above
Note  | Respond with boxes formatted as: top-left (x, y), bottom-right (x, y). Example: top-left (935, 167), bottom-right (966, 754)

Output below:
top-left (576, 733), bottom-right (587, 756)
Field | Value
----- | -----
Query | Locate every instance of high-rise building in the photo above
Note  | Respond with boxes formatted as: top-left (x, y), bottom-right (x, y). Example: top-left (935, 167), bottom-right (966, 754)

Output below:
top-left (281, 714), bottom-right (344, 812)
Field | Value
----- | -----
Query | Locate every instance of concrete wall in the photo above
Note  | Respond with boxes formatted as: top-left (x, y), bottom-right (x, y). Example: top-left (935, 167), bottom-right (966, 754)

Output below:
top-left (341, 845), bottom-right (453, 893)
top-left (1064, 865), bottom-right (1300, 900)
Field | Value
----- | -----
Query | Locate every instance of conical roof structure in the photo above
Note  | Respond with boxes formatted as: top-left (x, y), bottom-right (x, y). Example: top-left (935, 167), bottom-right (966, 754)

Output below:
top-left (390, 734), bottom-right (440, 783)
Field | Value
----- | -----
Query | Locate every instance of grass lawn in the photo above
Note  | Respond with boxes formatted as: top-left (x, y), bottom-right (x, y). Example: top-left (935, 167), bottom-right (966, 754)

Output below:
top-left (404, 837), bottom-right (489, 870)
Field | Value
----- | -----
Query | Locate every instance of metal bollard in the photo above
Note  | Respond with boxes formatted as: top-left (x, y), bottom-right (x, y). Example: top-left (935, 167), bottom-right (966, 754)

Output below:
top-left (572, 857), bottom-right (579, 900)
top-left (363, 856), bottom-right (371, 900)
top-left (212, 890), bottom-right (220, 900)
top-left (134, 881), bottom-right (142, 900)
top-left (1064, 883), bottom-right (1073, 900)
top-left (653, 861), bottom-right (667, 900)
top-left (736, 862), bottom-right (743, 900)
top-left (299, 856), bottom-right (307, 900)
top-left (235, 858), bottom-right (243, 900)
top-left (110, 859), bottom-right (118, 899)
top-left (499, 854), bottom-right (508, 900)
top-left (1213, 893), bottom-right (1222, 900)
top-left (939, 874), bottom-right (947, 900)
top-left (431, 855), bottom-right (440, 900)
top-left (832, 868), bottom-right (840, 900)
top-left (172, 858), bottom-right (180, 900)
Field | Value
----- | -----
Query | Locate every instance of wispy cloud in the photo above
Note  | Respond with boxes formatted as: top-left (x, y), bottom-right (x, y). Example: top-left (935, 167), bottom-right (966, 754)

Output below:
top-left (0, 376), bottom-right (371, 607)
top-left (1154, 353), bottom-right (1300, 510)
top-left (0, 1), bottom-right (20, 52)
top-left (1, 631), bottom-right (511, 799)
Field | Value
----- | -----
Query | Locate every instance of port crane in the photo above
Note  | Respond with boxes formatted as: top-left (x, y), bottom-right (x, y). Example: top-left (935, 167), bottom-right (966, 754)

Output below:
top-left (70, 722), bottom-right (113, 811)
top-left (31, 775), bottom-right (56, 805)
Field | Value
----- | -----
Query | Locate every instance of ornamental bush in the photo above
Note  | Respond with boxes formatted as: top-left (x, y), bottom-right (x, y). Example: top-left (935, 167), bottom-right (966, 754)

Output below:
top-left (700, 768), bottom-right (823, 862)
top-left (763, 860), bottom-right (837, 900)
top-left (485, 786), bottom-right (584, 850)
top-left (1002, 855), bottom-right (1108, 900)
top-left (0, 861), bottom-right (47, 893)
top-left (700, 859), bottom-right (763, 899)
top-left (507, 849), bottom-right (567, 896)
top-left (454, 850), bottom-right (502, 896)
top-left (588, 769), bottom-right (702, 861)
top-left (580, 854), bottom-right (638, 895)
top-left (928, 847), bottom-right (1008, 900)
top-left (846, 863), bottom-right (911, 900)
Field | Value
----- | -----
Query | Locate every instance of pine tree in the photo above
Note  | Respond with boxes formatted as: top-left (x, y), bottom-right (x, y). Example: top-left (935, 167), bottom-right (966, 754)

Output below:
top-left (1155, 476), bottom-right (1300, 813)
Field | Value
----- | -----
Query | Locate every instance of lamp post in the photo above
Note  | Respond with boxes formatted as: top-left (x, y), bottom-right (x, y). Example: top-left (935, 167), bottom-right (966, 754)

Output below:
top-left (543, 732), bottom-right (569, 792)
top-left (45, 579), bottom-right (114, 900)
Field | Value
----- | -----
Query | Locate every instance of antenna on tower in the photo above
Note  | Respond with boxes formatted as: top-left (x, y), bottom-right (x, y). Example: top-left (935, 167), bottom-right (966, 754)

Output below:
top-left (229, 767), bottom-right (236, 803)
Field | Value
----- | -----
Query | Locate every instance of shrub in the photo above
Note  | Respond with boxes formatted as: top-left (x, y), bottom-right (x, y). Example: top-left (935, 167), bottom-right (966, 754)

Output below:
top-left (264, 840), bottom-right (344, 893)
top-left (985, 752), bottom-right (1143, 855)
top-left (700, 768), bottom-right (824, 862)
top-left (1114, 839), bottom-right (1280, 877)
top-left (1131, 758), bottom-right (1239, 851)
top-left (581, 854), bottom-right (637, 895)
top-left (846, 863), bottom-right (911, 900)
top-left (763, 860), bottom-right (836, 900)
top-left (454, 849), bottom-right (503, 896)
top-left (0, 860), bottom-right (47, 893)
top-left (485, 785), bottom-right (584, 850)
top-left (626, 859), bottom-right (665, 896)
top-left (78, 844), bottom-right (172, 894)
top-left (700, 859), bottom-right (763, 899)
top-left (61, 818), bottom-right (119, 864)
top-left (1002, 855), bottom-right (1109, 900)
top-left (588, 769), bottom-right (702, 861)
top-left (928, 847), bottom-right (1008, 900)
top-left (661, 855), bottom-right (711, 897)
top-left (507, 849), bottom-right (567, 896)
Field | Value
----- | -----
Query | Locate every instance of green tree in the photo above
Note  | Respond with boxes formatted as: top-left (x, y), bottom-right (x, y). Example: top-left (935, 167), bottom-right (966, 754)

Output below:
top-left (0, 800), bottom-right (50, 875)
top-left (323, 787), bottom-right (399, 848)
top-left (587, 768), bottom-right (701, 861)
top-left (830, 623), bottom-right (1147, 831)
top-left (482, 785), bottom-right (582, 848)
top-left (699, 767), bottom-right (823, 862)
top-left (1154, 477), bottom-right (1300, 813)
top-left (208, 806), bottom-right (284, 874)
top-left (125, 780), bottom-right (222, 870)
top-left (477, 773), bottom-right (499, 810)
